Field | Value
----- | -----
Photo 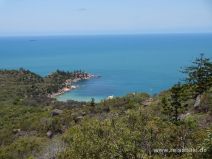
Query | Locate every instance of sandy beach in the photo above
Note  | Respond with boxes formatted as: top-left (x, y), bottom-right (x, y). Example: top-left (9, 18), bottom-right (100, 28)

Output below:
top-left (48, 73), bottom-right (95, 98)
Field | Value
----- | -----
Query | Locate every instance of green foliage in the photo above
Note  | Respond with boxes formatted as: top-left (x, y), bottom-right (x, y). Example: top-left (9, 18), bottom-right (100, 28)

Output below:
top-left (184, 116), bottom-right (198, 129)
top-left (201, 129), bottom-right (212, 158)
top-left (170, 83), bottom-right (186, 122)
top-left (0, 69), bottom-right (90, 104)
top-left (182, 53), bottom-right (212, 97)
top-left (161, 83), bottom-right (187, 122)
top-left (59, 110), bottom-right (150, 159)
top-left (90, 98), bottom-right (95, 107)
top-left (58, 104), bottom-right (210, 159)
top-left (0, 136), bottom-right (44, 159)
top-left (161, 97), bottom-right (170, 115)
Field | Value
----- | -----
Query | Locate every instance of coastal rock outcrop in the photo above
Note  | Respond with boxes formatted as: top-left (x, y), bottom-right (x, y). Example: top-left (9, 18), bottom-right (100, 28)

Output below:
top-left (47, 130), bottom-right (53, 138)
top-left (142, 98), bottom-right (153, 106)
top-left (74, 116), bottom-right (83, 123)
top-left (51, 109), bottom-right (63, 116)
top-left (194, 95), bottom-right (202, 108)
top-left (179, 112), bottom-right (191, 120)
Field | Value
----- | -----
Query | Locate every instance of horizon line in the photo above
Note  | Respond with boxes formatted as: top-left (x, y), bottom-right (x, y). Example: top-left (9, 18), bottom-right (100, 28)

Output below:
top-left (0, 32), bottom-right (212, 37)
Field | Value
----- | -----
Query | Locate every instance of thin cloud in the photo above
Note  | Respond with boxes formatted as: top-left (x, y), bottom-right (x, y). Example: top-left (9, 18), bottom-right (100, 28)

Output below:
top-left (76, 8), bottom-right (87, 12)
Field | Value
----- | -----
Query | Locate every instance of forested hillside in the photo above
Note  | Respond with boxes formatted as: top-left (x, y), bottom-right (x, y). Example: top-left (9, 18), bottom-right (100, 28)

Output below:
top-left (0, 54), bottom-right (211, 159)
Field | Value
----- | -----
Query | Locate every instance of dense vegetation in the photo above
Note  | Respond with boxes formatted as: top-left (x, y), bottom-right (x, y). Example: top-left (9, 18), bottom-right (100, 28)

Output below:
top-left (0, 54), bottom-right (211, 159)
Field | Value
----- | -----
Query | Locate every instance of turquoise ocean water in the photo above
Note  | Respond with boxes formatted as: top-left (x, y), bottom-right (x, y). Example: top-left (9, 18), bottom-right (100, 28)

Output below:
top-left (0, 34), bottom-right (212, 102)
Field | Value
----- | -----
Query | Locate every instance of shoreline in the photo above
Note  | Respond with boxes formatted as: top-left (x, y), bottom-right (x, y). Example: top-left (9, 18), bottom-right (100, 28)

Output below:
top-left (48, 73), bottom-right (97, 98)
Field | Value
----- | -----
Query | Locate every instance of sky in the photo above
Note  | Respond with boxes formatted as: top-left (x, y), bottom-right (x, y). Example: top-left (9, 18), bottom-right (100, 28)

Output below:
top-left (0, 0), bottom-right (212, 36)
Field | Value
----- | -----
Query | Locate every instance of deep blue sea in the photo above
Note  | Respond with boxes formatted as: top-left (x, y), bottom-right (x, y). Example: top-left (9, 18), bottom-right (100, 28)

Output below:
top-left (0, 34), bottom-right (212, 102)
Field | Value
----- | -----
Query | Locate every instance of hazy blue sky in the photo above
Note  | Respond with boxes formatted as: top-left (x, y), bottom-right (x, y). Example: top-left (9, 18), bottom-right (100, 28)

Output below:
top-left (0, 0), bottom-right (212, 35)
